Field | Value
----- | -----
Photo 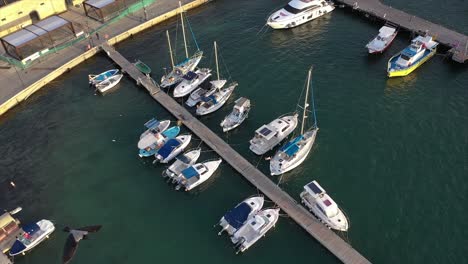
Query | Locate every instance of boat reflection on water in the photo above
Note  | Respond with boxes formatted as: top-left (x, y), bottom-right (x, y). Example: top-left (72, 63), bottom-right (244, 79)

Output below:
top-left (385, 73), bottom-right (418, 92)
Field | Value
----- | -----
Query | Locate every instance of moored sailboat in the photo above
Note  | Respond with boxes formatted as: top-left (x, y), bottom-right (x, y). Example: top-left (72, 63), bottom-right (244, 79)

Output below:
top-left (173, 68), bottom-right (212, 98)
top-left (270, 66), bottom-right (319, 175)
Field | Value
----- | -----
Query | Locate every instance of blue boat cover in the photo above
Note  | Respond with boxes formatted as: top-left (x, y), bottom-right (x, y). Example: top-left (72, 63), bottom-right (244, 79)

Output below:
top-left (162, 126), bottom-right (180, 138)
top-left (144, 118), bottom-right (160, 129)
top-left (22, 222), bottom-right (40, 235)
top-left (183, 71), bottom-right (197, 81)
top-left (176, 153), bottom-right (191, 164)
top-left (201, 95), bottom-right (217, 104)
top-left (223, 202), bottom-right (252, 229)
top-left (157, 139), bottom-right (181, 158)
top-left (280, 135), bottom-right (303, 156)
top-left (181, 166), bottom-right (199, 179)
top-left (96, 69), bottom-right (118, 81)
top-left (9, 240), bottom-right (26, 255)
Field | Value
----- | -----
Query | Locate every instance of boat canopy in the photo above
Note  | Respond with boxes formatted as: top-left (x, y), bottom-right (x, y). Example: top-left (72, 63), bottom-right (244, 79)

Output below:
top-left (255, 125), bottom-right (276, 140)
top-left (176, 153), bottom-right (192, 164)
top-left (223, 202), bottom-right (252, 229)
top-left (234, 97), bottom-right (250, 111)
top-left (157, 139), bottom-right (181, 158)
top-left (379, 26), bottom-right (396, 37)
top-left (181, 166), bottom-right (199, 179)
top-left (22, 222), bottom-right (41, 235)
top-left (201, 95), bottom-right (217, 104)
top-left (317, 193), bottom-right (340, 218)
top-left (9, 240), bottom-right (26, 255)
top-left (144, 118), bottom-right (160, 129)
top-left (280, 135), bottom-right (303, 156)
top-left (304, 180), bottom-right (325, 198)
top-left (412, 35), bottom-right (438, 49)
top-left (183, 71), bottom-right (197, 81)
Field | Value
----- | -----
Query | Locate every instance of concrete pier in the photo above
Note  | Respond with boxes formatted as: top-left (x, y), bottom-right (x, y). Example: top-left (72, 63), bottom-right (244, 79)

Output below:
top-left (0, 253), bottom-right (11, 264)
top-left (335, 0), bottom-right (468, 63)
top-left (101, 42), bottom-right (372, 264)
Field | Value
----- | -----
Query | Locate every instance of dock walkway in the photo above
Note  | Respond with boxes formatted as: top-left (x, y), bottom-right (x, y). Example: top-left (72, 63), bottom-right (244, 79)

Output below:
top-left (101, 43), bottom-right (371, 264)
top-left (0, 253), bottom-right (11, 264)
top-left (335, 0), bottom-right (468, 63)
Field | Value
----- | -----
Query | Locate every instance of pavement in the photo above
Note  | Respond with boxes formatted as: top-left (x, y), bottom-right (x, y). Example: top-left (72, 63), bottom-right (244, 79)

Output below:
top-left (0, 0), bottom-right (197, 108)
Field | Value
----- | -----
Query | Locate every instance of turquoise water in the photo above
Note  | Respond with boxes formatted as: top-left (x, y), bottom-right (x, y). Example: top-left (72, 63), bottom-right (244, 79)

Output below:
top-left (1, 0), bottom-right (467, 263)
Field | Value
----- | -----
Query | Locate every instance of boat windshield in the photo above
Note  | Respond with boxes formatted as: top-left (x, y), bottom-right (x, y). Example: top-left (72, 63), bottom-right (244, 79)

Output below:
top-left (283, 4), bottom-right (301, 14)
top-left (400, 54), bottom-right (411, 61)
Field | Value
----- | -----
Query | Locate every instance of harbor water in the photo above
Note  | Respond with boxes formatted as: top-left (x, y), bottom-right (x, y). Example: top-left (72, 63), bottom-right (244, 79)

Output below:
top-left (1, 0), bottom-right (467, 263)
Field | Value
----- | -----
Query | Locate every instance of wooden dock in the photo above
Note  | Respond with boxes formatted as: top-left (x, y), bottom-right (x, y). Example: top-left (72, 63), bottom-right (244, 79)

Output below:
top-left (101, 42), bottom-right (371, 264)
top-left (334, 0), bottom-right (468, 63)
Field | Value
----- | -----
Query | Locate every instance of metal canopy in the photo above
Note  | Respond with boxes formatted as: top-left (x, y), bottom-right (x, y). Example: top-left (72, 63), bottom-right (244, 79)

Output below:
top-left (2, 30), bottom-right (38, 47)
top-left (35, 16), bottom-right (70, 32)
top-left (85, 0), bottom-right (116, 8)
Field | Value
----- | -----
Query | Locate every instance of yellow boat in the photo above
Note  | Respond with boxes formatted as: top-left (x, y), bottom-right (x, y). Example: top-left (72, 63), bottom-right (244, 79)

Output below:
top-left (387, 36), bottom-right (438, 77)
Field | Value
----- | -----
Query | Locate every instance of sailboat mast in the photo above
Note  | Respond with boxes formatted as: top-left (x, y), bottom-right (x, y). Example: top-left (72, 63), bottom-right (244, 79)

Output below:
top-left (179, 1), bottom-right (189, 59)
top-left (166, 30), bottom-right (175, 68)
top-left (301, 67), bottom-right (312, 134)
top-left (214, 41), bottom-right (220, 80)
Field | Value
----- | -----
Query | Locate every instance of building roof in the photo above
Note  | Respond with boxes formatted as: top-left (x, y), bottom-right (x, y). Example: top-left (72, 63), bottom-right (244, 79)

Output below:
top-left (85, 0), bottom-right (116, 9)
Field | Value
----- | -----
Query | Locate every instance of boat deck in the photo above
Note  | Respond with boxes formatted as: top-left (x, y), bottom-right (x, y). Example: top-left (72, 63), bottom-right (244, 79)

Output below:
top-left (335, 0), bottom-right (468, 63)
top-left (101, 42), bottom-right (371, 264)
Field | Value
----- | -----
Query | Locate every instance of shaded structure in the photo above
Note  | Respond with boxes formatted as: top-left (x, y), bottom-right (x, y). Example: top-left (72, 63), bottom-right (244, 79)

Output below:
top-left (0, 16), bottom-right (76, 60)
top-left (334, 0), bottom-right (468, 63)
top-left (83, 0), bottom-right (140, 22)
top-left (101, 42), bottom-right (372, 264)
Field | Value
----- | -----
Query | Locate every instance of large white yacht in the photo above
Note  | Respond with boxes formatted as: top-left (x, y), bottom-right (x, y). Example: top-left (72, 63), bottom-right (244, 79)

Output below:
top-left (249, 114), bottom-right (298, 155)
top-left (267, 0), bottom-right (335, 29)
top-left (230, 208), bottom-right (280, 253)
top-left (300, 180), bottom-right (349, 231)
top-left (218, 196), bottom-right (264, 236)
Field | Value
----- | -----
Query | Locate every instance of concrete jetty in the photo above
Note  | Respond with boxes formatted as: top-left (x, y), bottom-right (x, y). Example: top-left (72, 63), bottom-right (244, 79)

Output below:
top-left (335, 0), bottom-right (468, 63)
top-left (101, 42), bottom-right (372, 264)
top-left (0, 253), bottom-right (11, 264)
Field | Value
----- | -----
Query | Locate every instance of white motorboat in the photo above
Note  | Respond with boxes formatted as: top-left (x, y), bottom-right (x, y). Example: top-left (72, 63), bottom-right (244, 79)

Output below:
top-left (9, 220), bottom-right (55, 256)
top-left (154, 134), bottom-right (192, 164)
top-left (300, 180), bottom-right (349, 231)
top-left (173, 68), bottom-right (212, 98)
top-left (218, 196), bottom-right (264, 236)
top-left (270, 67), bottom-right (318, 175)
top-left (162, 148), bottom-right (201, 180)
top-left (186, 80), bottom-right (227, 107)
top-left (230, 208), bottom-right (280, 253)
top-left (196, 82), bottom-right (237, 116)
top-left (174, 158), bottom-right (222, 191)
top-left (160, 3), bottom-right (203, 88)
top-left (366, 25), bottom-right (398, 54)
top-left (137, 119), bottom-right (170, 149)
top-left (267, 0), bottom-right (335, 29)
top-left (249, 114), bottom-right (299, 155)
top-left (88, 69), bottom-right (119, 85)
top-left (95, 74), bottom-right (123, 93)
top-left (220, 97), bottom-right (251, 132)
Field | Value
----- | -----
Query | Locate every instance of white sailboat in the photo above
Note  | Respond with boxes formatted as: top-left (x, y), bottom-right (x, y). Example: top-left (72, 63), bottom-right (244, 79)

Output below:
top-left (218, 196), bottom-right (264, 236)
top-left (270, 66), bottom-right (319, 175)
top-left (220, 97), bottom-right (251, 132)
top-left (300, 180), bottom-right (349, 231)
top-left (160, 2), bottom-right (203, 88)
top-left (249, 114), bottom-right (299, 155)
top-left (186, 80), bottom-right (226, 107)
top-left (174, 158), bottom-right (223, 191)
top-left (230, 208), bottom-right (280, 253)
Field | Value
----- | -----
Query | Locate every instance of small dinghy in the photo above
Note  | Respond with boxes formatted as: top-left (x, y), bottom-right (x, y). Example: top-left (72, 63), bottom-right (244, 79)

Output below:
top-left (139, 126), bottom-right (180, 157)
top-left (9, 220), bottom-right (55, 256)
top-left (88, 69), bottom-right (119, 85)
top-left (366, 25), bottom-right (397, 54)
top-left (186, 80), bottom-right (226, 107)
top-left (95, 74), bottom-right (124, 93)
top-left (218, 196), bottom-right (264, 235)
top-left (154, 134), bottom-right (192, 163)
top-left (173, 68), bottom-right (212, 98)
top-left (174, 158), bottom-right (222, 191)
top-left (133, 60), bottom-right (151, 75)
top-left (300, 180), bottom-right (349, 231)
top-left (162, 148), bottom-right (201, 180)
top-left (231, 208), bottom-right (280, 253)
top-left (137, 119), bottom-right (171, 149)
top-left (220, 97), bottom-right (251, 132)
top-left (196, 82), bottom-right (237, 116)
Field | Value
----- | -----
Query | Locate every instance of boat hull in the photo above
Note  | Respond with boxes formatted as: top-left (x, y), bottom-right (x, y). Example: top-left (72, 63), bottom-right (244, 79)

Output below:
top-left (387, 48), bottom-right (436, 77)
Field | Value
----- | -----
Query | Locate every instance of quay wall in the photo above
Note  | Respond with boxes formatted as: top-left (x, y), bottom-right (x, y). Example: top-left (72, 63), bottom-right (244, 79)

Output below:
top-left (0, 0), bottom-right (210, 117)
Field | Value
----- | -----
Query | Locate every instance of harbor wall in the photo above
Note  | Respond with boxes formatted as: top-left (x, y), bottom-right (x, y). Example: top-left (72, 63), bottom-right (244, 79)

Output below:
top-left (0, 0), bottom-right (210, 117)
